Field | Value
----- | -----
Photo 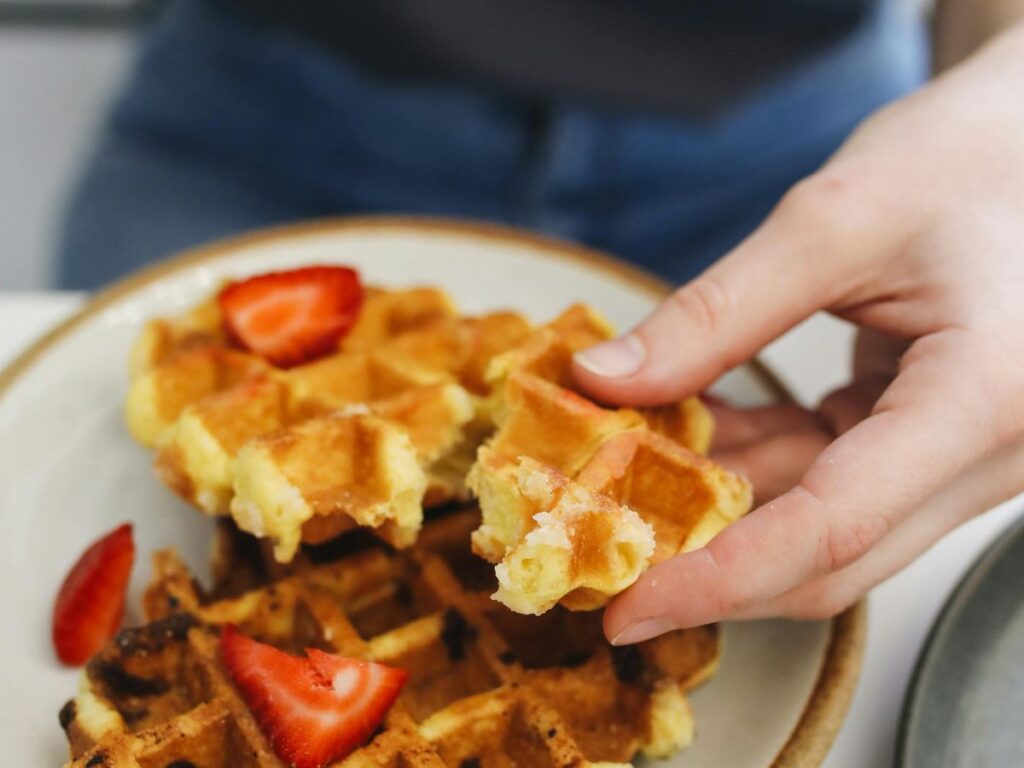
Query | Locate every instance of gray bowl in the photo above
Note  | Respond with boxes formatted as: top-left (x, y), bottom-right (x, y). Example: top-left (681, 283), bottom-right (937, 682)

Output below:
top-left (898, 512), bottom-right (1024, 767)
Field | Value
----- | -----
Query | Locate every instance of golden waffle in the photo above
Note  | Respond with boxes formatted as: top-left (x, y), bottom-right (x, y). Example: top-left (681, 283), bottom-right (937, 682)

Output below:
top-left (481, 304), bottom-right (708, 453)
top-left (125, 287), bottom-right (462, 449)
top-left (126, 287), bottom-right (533, 561)
top-left (127, 296), bottom-right (225, 377)
top-left (578, 430), bottom-right (752, 561)
top-left (467, 365), bottom-right (747, 614)
top-left (60, 510), bottom-right (721, 767)
top-left (484, 304), bottom-right (615, 396)
top-left (339, 286), bottom-right (457, 352)
top-left (125, 283), bottom-right (743, 612)
top-left (125, 345), bottom-right (271, 449)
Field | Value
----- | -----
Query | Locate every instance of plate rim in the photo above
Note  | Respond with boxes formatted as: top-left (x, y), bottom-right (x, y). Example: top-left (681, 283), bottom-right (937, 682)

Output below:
top-left (895, 510), bottom-right (1024, 767)
top-left (1, 214), bottom-right (865, 767)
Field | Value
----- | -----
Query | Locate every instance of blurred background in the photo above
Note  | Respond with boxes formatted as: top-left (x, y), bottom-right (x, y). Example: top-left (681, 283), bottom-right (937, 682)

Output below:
top-left (0, 0), bottom-right (933, 291)
top-left (0, 1), bottom-right (149, 289)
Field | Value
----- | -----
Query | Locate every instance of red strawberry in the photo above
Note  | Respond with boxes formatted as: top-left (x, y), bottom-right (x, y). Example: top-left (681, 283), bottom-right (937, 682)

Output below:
top-left (218, 266), bottom-right (364, 368)
top-left (221, 625), bottom-right (408, 768)
top-left (52, 523), bottom-right (135, 666)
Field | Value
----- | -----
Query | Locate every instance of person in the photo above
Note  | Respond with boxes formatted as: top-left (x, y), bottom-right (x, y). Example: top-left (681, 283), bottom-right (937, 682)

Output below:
top-left (56, 0), bottom-right (1024, 643)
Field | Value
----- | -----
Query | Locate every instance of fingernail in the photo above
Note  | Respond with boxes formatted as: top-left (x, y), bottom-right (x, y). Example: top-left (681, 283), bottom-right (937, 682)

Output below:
top-left (574, 334), bottom-right (646, 378)
top-left (610, 617), bottom-right (676, 646)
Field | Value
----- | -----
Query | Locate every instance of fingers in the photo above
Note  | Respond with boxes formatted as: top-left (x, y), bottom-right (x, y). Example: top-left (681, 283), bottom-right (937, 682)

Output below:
top-left (715, 429), bottom-right (831, 504)
top-left (732, 435), bottom-right (1024, 621)
top-left (604, 485), bottom-right (830, 643)
top-left (851, 328), bottom-right (908, 380)
top-left (703, 403), bottom-right (832, 502)
top-left (817, 374), bottom-right (888, 436)
top-left (710, 382), bottom-right (881, 513)
top-left (709, 402), bottom-right (827, 451)
top-left (604, 343), bottom-right (990, 643)
top-left (574, 173), bottom-right (874, 406)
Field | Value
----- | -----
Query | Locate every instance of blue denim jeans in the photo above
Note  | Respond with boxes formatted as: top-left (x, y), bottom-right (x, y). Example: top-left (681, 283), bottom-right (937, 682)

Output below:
top-left (56, 0), bottom-right (928, 289)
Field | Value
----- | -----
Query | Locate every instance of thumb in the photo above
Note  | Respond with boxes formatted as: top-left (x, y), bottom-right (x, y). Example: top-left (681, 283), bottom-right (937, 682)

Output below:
top-left (573, 178), bottom-right (863, 406)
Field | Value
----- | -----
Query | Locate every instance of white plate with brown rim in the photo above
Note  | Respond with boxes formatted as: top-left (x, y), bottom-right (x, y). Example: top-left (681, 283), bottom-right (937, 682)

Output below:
top-left (0, 217), bottom-right (863, 766)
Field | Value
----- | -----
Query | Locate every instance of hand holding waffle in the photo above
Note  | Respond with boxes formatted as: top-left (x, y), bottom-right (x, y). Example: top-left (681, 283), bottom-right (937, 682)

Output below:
top-left (577, 23), bottom-right (1024, 644)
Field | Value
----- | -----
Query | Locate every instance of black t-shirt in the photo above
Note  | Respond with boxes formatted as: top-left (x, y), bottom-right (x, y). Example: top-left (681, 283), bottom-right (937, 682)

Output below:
top-left (225, 0), bottom-right (868, 117)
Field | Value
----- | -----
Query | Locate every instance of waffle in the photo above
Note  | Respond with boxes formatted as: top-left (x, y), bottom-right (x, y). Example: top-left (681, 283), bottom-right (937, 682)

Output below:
top-left (480, 304), bottom-right (713, 455)
top-left (125, 287), bottom-right (458, 448)
top-left (60, 510), bottom-right (722, 767)
top-left (467, 366), bottom-right (749, 614)
top-left (126, 287), bottom-right (534, 561)
top-left (125, 280), bottom-right (745, 614)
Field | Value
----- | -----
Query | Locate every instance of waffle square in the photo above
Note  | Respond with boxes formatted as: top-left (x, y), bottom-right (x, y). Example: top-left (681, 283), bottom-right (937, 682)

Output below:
top-left (467, 364), bottom-right (748, 614)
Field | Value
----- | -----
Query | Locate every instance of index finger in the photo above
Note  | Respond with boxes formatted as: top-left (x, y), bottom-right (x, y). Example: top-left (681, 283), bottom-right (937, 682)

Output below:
top-left (573, 173), bottom-right (877, 406)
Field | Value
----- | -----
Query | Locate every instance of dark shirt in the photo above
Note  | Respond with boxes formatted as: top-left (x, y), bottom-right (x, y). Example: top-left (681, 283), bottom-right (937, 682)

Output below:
top-left (226, 0), bottom-right (868, 116)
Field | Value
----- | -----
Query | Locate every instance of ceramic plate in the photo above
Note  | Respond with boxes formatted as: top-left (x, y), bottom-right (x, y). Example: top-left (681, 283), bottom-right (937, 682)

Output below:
top-left (898, 510), bottom-right (1024, 768)
top-left (0, 217), bottom-right (863, 766)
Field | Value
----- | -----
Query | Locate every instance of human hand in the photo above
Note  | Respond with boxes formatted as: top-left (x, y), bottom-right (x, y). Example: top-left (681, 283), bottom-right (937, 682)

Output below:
top-left (572, 23), bottom-right (1024, 644)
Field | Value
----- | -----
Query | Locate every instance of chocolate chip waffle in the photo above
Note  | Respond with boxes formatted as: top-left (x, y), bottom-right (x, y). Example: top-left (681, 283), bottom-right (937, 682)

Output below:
top-left (60, 509), bottom-right (721, 767)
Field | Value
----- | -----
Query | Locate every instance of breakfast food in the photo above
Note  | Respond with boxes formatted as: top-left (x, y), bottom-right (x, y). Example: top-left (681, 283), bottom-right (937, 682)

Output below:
top-left (124, 270), bottom-right (745, 615)
top-left (60, 511), bottom-right (721, 767)
top-left (56, 263), bottom-right (760, 766)
top-left (220, 626), bottom-right (409, 767)
top-left (468, 333), bottom-right (750, 614)
top-left (52, 523), bottom-right (135, 666)
top-left (126, 280), bottom-right (532, 561)
top-left (217, 266), bottom-right (364, 367)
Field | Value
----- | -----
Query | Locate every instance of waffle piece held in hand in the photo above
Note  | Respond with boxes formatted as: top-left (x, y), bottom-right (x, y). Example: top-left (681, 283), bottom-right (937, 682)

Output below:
top-left (125, 285), bottom-right (533, 562)
top-left (468, 351), bottom-right (748, 614)
top-left (59, 510), bottom-right (721, 767)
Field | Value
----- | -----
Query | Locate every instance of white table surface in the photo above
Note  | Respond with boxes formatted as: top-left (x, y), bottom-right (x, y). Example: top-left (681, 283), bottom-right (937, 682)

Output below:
top-left (1, 292), bottom-right (1019, 768)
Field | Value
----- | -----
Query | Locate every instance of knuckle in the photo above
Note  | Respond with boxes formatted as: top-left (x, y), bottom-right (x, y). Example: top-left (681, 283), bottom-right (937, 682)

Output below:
top-left (1005, 398), bottom-right (1024, 446)
top-left (668, 276), bottom-right (745, 378)
top-left (900, 330), bottom-right (1024, 452)
top-left (701, 543), bottom-right (746, 616)
top-left (670, 275), bottom-right (732, 338)
top-left (775, 170), bottom-right (853, 231)
top-left (823, 510), bottom-right (890, 571)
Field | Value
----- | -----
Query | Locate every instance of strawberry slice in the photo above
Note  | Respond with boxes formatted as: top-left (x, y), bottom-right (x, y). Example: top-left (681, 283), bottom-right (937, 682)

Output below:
top-left (218, 266), bottom-right (364, 368)
top-left (52, 523), bottom-right (135, 666)
top-left (221, 625), bottom-right (408, 768)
